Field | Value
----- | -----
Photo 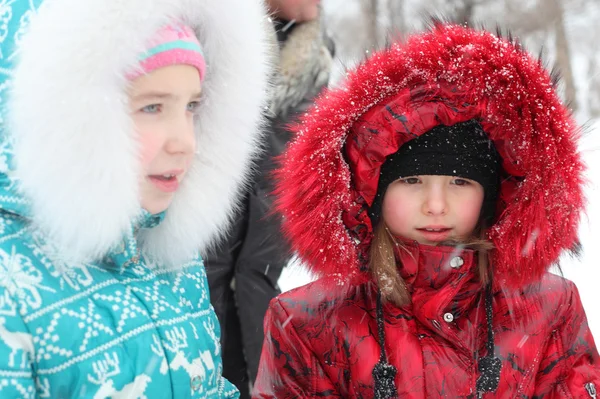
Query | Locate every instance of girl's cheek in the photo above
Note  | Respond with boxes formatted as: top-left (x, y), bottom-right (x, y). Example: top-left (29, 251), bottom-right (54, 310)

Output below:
top-left (382, 195), bottom-right (410, 224)
top-left (459, 196), bottom-right (484, 227)
top-left (138, 131), bottom-right (163, 170)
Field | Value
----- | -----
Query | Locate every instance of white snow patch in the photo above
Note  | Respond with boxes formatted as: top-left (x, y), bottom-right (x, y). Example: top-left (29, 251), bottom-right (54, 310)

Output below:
top-left (558, 120), bottom-right (600, 337)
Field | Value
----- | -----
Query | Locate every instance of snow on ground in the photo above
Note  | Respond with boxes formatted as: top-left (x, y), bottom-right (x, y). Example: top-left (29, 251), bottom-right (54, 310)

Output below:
top-left (278, 256), bottom-right (315, 293)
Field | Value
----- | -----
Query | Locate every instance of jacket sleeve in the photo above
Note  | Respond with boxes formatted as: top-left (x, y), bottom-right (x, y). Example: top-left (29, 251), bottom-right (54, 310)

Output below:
top-left (0, 294), bottom-right (36, 398)
top-left (533, 281), bottom-right (600, 398)
top-left (252, 298), bottom-right (340, 399)
top-left (221, 378), bottom-right (241, 399)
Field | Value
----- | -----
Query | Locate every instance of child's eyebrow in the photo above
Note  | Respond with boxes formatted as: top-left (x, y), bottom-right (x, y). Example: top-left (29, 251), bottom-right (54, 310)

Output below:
top-left (132, 90), bottom-right (203, 101)
top-left (132, 92), bottom-right (175, 101)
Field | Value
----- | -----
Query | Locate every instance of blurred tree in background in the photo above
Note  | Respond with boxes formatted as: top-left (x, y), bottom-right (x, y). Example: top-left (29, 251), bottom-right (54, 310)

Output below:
top-left (323, 0), bottom-right (600, 120)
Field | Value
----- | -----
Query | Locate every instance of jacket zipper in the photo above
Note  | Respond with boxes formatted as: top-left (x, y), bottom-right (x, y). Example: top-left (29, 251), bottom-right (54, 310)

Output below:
top-left (586, 382), bottom-right (597, 398)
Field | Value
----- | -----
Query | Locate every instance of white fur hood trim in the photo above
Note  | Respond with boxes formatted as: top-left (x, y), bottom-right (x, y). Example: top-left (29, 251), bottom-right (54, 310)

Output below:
top-left (9, 0), bottom-right (273, 266)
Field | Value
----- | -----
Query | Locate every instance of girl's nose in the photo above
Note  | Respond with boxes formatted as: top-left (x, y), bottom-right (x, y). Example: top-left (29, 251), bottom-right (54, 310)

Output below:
top-left (165, 114), bottom-right (196, 155)
top-left (422, 184), bottom-right (448, 216)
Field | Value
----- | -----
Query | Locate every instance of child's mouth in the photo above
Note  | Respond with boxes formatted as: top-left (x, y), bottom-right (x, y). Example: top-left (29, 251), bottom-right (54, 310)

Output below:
top-left (416, 227), bottom-right (452, 241)
top-left (148, 174), bottom-right (179, 192)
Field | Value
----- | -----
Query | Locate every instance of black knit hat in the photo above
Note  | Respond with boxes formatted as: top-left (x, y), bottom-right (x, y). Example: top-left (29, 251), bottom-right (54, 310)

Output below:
top-left (368, 120), bottom-right (501, 228)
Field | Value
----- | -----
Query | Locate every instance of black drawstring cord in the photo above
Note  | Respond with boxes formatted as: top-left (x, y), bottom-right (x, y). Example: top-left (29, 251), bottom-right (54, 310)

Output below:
top-left (476, 282), bottom-right (502, 397)
top-left (372, 289), bottom-right (399, 399)
top-left (371, 280), bottom-right (500, 398)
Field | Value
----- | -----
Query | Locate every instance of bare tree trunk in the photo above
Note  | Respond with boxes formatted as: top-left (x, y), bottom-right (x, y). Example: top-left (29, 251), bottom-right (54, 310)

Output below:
top-left (454, 0), bottom-right (477, 25)
top-left (361, 0), bottom-right (380, 49)
top-left (504, 0), bottom-right (555, 33)
top-left (388, 0), bottom-right (406, 41)
top-left (549, 0), bottom-right (578, 111)
top-left (588, 49), bottom-right (600, 118)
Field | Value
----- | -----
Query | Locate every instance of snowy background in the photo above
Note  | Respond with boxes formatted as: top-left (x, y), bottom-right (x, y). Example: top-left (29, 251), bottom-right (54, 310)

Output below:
top-left (279, 0), bottom-right (600, 338)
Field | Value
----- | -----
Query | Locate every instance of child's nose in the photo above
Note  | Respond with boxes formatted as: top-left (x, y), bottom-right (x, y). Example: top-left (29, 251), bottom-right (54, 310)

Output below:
top-left (422, 185), bottom-right (448, 216)
top-left (165, 115), bottom-right (196, 155)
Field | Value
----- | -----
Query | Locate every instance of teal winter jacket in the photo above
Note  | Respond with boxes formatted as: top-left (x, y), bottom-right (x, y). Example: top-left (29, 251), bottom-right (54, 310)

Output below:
top-left (0, 165), bottom-right (238, 398)
top-left (0, 0), bottom-right (271, 397)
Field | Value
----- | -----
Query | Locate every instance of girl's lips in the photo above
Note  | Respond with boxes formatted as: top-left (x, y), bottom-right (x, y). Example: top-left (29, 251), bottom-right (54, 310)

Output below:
top-left (416, 228), bottom-right (452, 242)
top-left (148, 175), bottom-right (180, 193)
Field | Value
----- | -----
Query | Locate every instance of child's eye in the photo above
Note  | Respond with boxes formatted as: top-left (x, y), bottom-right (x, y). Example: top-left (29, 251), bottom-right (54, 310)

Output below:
top-left (400, 177), bottom-right (421, 185)
top-left (140, 104), bottom-right (162, 114)
top-left (452, 178), bottom-right (471, 186)
top-left (187, 101), bottom-right (200, 112)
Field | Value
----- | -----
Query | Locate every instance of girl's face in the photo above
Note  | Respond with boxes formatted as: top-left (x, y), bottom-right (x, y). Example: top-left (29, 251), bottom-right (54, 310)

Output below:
top-left (382, 175), bottom-right (484, 245)
top-left (128, 65), bottom-right (202, 215)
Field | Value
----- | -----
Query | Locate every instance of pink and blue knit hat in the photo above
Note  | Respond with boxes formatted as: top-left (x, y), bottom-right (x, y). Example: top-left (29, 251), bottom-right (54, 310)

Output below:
top-left (130, 22), bottom-right (206, 81)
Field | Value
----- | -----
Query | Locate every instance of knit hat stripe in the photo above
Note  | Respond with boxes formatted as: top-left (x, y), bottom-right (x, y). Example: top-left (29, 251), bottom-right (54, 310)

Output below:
top-left (140, 40), bottom-right (205, 61)
top-left (128, 22), bottom-right (206, 81)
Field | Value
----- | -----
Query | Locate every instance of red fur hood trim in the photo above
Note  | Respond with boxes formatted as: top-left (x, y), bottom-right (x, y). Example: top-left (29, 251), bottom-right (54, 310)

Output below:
top-left (274, 23), bottom-right (584, 287)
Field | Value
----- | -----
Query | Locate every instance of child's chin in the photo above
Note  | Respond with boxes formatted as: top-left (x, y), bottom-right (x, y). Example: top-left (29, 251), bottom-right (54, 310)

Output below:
top-left (141, 197), bottom-right (173, 215)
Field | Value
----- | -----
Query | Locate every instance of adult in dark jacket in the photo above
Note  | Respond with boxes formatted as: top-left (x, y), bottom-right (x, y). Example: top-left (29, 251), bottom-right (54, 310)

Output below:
top-left (204, 1), bottom-right (332, 397)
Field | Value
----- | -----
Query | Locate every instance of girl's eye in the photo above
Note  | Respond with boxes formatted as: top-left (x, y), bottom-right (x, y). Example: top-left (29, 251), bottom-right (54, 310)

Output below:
top-left (140, 104), bottom-right (162, 114)
top-left (401, 177), bottom-right (421, 185)
top-left (452, 178), bottom-right (470, 186)
top-left (187, 101), bottom-right (200, 112)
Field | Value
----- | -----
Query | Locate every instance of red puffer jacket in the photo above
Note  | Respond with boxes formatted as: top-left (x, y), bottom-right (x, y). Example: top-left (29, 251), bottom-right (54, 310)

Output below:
top-left (253, 22), bottom-right (600, 398)
top-left (254, 243), bottom-right (599, 398)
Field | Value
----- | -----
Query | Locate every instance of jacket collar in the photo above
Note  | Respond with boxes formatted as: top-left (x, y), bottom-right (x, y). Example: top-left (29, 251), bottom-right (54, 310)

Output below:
top-left (105, 211), bottom-right (165, 275)
top-left (393, 239), bottom-right (477, 291)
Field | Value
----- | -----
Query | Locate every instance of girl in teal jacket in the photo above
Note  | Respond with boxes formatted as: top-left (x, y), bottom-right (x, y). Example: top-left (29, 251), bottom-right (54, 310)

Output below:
top-left (0, 0), bottom-right (272, 397)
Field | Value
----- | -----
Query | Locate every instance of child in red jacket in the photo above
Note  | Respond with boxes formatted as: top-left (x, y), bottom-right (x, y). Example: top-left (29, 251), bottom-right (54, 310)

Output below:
top-left (252, 22), bottom-right (600, 398)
